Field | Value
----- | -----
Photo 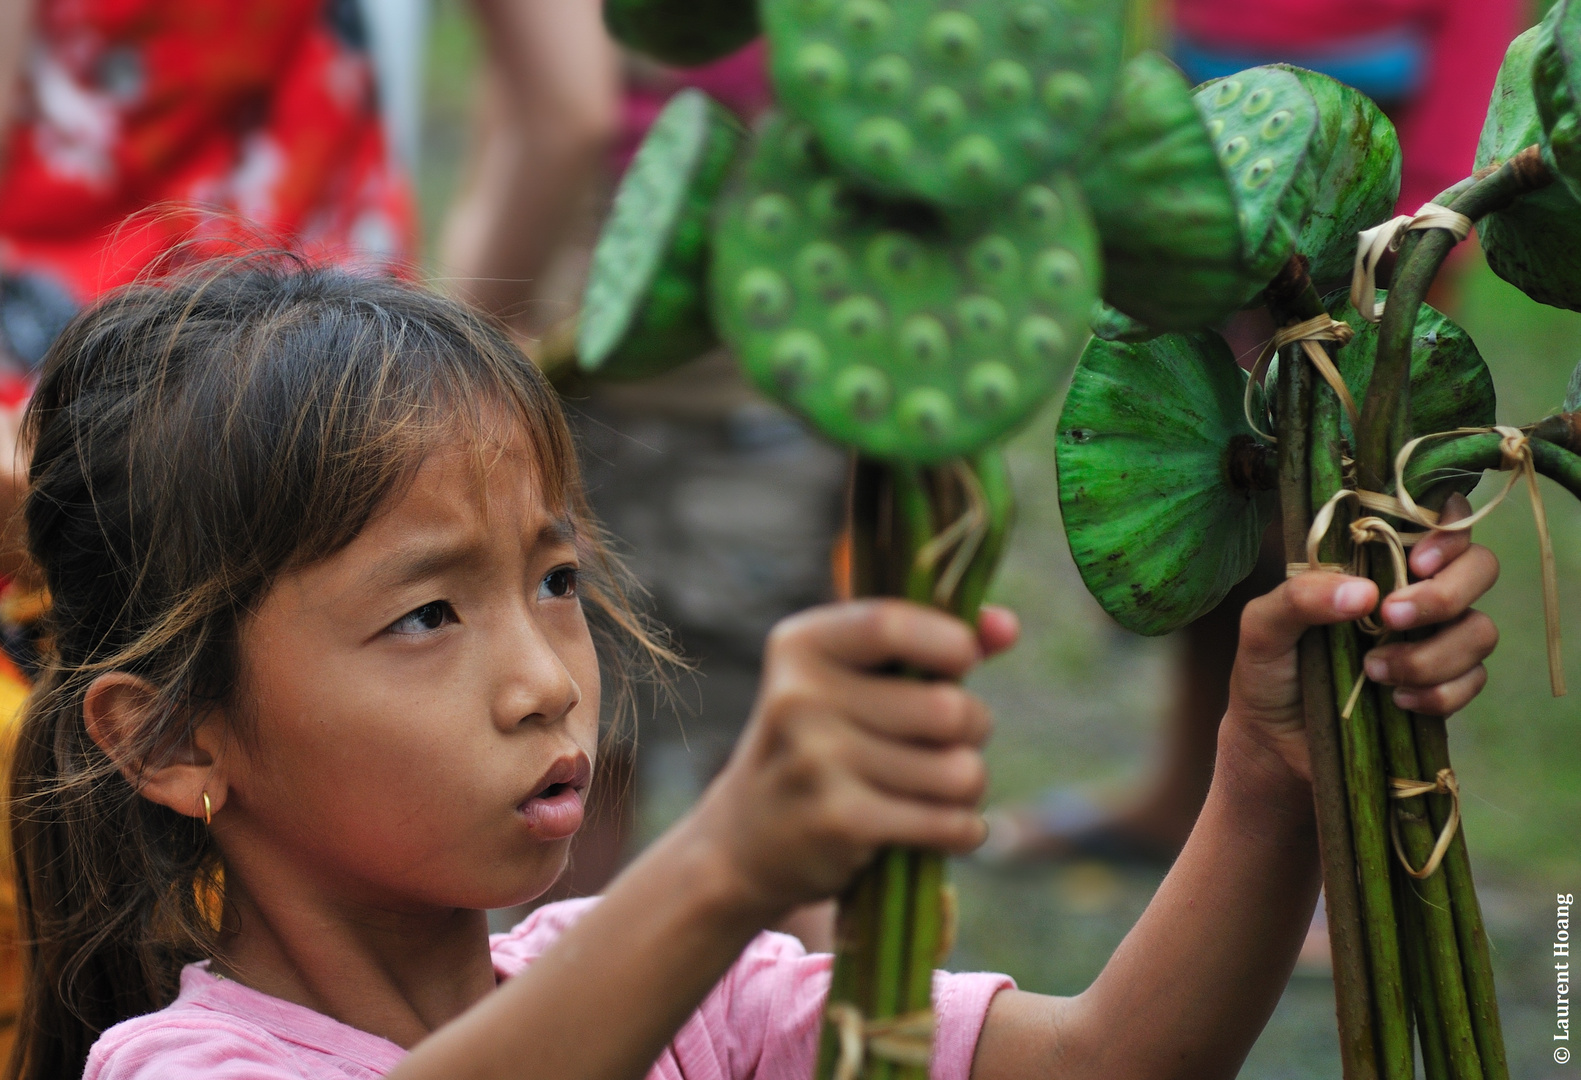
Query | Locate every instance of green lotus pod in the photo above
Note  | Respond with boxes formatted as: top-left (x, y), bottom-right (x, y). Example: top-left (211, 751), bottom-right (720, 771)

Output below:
top-left (579, 90), bottom-right (743, 380)
top-left (1276, 66), bottom-right (1402, 283)
top-left (710, 113), bottom-right (1099, 462)
top-left (1081, 57), bottom-right (1324, 329)
top-left (1534, 0), bottom-right (1581, 202)
top-left (603, 0), bottom-right (759, 67)
top-left (1475, 25), bottom-right (1581, 311)
top-left (1567, 356), bottom-right (1581, 412)
top-left (1056, 330), bottom-right (1276, 636)
top-left (1089, 300), bottom-right (1159, 342)
top-left (761, 0), bottom-right (1124, 207)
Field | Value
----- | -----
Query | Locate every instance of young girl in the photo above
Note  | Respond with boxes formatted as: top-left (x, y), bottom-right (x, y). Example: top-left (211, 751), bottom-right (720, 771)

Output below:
top-left (8, 259), bottom-right (1499, 1080)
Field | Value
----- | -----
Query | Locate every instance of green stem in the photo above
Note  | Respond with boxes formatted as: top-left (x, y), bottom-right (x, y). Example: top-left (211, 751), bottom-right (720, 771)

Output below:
top-left (1313, 387), bottom-right (1415, 1080)
top-left (1413, 715), bottom-right (1509, 1080)
top-left (1399, 868), bottom-right (1452, 1080)
top-left (1357, 146), bottom-right (1554, 489)
top-left (1373, 686), bottom-right (1483, 1080)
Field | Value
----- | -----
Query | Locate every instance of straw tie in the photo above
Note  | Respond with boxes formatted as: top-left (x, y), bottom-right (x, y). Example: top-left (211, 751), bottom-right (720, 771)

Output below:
top-left (1350, 203), bottom-right (1474, 323)
top-left (1245, 314), bottom-right (1359, 442)
top-left (1389, 768), bottom-right (1462, 880)
top-left (827, 1004), bottom-right (935, 1080)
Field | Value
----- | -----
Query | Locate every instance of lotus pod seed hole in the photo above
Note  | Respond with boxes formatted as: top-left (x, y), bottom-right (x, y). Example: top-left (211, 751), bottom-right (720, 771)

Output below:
top-left (1068, 25), bottom-right (1101, 59)
top-left (839, 0), bottom-right (891, 41)
top-left (830, 294), bottom-right (888, 343)
top-left (1219, 135), bottom-right (1250, 167)
top-left (1010, 3), bottom-right (1049, 38)
top-left (771, 331), bottom-right (829, 389)
top-left (969, 235), bottom-right (1021, 287)
top-left (861, 55), bottom-right (913, 102)
top-left (795, 43), bottom-right (849, 97)
top-left (1260, 109), bottom-right (1292, 139)
top-left (949, 136), bottom-right (1006, 187)
top-left (1213, 79), bottom-right (1242, 107)
top-left (1015, 314), bottom-right (1068, 364)
top-left (957, 295), bottom-right (1009, 346)
top-left (780, 122), bottom-right (820, 170)
top-left (834, 365), bottom-right (892, 421)
top-left (794, 241), bottom-right (852, 297)
top-left (1017, 184), bottom-right (1064, 232)
top-left (898, 388), bottom-right (956, 441)
top-left (1244, 157), bottom-right (1275, 188)
top-left (918, 85), bottom-right (966, 132)
top-left (923, 11), bottom-right (982, 64)
top-left (737, 268), bottom-right (793, 326)
top-left (982, 60), bottom-right (1032, 107)
top-left (1032, 248), bottom-right (1083, 297)
top-left (1042, 72), bottom-right (1093, 120)
top-left (1241, 87), bottom-right (1273, 115)
top-left (807, 178), bottom-right (856, 226)
top-left (899, 314), bottom-right (951, 365)
top-left (854, 117), bottom-right (914, 173)
top-left (747, 194), bottom-right (797, 247)
top-left (965, 361), bottom-right (1019, 414)
top-left (1014, 119), bottom-right (1053, 157)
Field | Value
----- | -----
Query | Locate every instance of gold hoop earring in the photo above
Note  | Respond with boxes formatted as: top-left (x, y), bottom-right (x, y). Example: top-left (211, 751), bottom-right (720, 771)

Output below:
top-left (201, 791), bottom-right (213, 826)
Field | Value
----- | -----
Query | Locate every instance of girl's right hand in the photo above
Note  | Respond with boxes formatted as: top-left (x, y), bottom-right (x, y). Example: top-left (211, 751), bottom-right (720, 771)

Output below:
top-left (687, 600), bottom-right (1017, 919)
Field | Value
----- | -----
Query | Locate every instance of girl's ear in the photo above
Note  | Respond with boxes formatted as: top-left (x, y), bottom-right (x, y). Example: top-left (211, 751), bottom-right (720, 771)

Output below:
top-left (83, 672), bottom-right (228, 823)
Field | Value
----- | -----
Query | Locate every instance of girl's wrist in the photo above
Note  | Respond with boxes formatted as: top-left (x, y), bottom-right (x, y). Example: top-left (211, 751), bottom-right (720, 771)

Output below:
top-left (1214, 712), bottom-right (1318, 835)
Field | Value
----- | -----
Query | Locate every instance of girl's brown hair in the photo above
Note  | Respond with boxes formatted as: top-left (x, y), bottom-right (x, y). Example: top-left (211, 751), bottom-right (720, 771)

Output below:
top-left (5, 255), bottom-right (669, 1079)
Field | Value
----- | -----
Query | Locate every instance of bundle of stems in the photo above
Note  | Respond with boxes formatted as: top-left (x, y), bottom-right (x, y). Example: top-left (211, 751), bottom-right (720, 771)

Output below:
top-left (813, 454), bottom-right (1011, 1080)
top-left (1270, 146), bottom-right (1557, 1080)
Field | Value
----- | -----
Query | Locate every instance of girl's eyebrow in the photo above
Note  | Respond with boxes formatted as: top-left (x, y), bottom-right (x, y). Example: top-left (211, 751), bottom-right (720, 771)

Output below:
top-left (370, 515), bottom-right (578, 590)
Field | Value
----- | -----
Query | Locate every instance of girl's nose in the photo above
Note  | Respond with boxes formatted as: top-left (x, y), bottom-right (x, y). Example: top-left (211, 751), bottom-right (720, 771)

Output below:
top-left (494, 613), bottom-right (582, 732)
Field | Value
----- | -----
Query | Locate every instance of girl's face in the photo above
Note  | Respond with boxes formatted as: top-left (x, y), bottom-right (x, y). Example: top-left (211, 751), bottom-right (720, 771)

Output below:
top-left (217, 426), bottom-right (601, 912)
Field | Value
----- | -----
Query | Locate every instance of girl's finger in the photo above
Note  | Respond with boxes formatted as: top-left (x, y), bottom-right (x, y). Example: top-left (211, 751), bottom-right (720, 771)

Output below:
top-left (841, 789), bottom-right (988, 854)
top-left (826, 669), bottom-right (993, 747)
top-left (1364, 610), bottom-right (1499, 688)
top-left (1380, 544), bottom-right (1499, 631)
top-left (1409, 492), bottom-right (1473, 578)
top-left (1237, 573), bottom-right (1377, 669)
top-left (771, 599), bottom-right (981, 679)
top-left (976, 605), bottom-right (1020, 658)
top-left (1391, 664), bottom-right (1488, 716)
top-left (843, 725), bottom-right (988, 806)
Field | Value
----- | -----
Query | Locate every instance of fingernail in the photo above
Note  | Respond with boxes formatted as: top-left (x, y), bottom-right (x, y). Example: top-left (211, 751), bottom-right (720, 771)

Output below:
top-left (1365, 657), bottom-right (1388, 682)
top-left (1414, 547), bottom-right (1443, 576)
top-left (1383, 600), bottom-right (1417, 627)
top-left (1335, 581), bottom-right (1373, 615)
top-left (1393, 688), bottom-right (1419, 710)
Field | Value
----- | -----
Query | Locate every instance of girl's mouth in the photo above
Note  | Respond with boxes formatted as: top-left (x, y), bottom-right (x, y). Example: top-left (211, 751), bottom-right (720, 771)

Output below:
top-left (517, 753), bottom-right (592, 840)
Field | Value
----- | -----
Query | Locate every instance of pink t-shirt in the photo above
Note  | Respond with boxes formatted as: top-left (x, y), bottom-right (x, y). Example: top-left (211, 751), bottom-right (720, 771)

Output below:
top-left (83, 898), bottom-right (1013, 1080)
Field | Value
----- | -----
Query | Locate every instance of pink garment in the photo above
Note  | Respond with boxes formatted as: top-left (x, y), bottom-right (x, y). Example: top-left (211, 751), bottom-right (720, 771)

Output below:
top-left (1171, 0), bottom-right (1523, 212)
top-left (83, 898), bottom-right (1013, 1080)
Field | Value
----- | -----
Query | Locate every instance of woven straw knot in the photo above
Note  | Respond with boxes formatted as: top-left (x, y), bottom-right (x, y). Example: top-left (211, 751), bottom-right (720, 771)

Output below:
top-left (827, 1004), bottom-right (935, 1080)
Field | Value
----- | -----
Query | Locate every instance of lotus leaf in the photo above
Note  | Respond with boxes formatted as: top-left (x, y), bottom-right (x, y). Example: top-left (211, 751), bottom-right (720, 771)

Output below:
top-left (1534, 0), bottom-right (1581, 202)
top-left (579, 91), bottom-right (742, 380)
top-left (603, 0), bottom-right (760, 67)
top-left (710, 113), bottom-right (1099, 462)
top-left (761, 0), bottom-right (1124, 207)
top-left (1276, 66), bottom-right (1402, 283)
top-left (1476, 25), bottom-right (1581, 311)
top-left (1080, 52), bottom-right (1262, 329)
top-left (1089, 300), bottom-right (1159, 342)
top-left (1056, 330), bottom-right (1276, 636)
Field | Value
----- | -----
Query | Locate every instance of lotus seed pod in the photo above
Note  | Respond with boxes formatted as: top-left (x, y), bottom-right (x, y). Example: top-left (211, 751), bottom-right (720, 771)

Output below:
top-left (1275, 66), bottom-right (1402, 283)
top-left (603, 0), bottom-right (759, 67)
top-left (1079, 52), bottom-right (1268, 329)
top-left (1476, 25), bottom-right (1581, 311)
top-left (1056, 330), bottom-right (1276, 636)
top-left (710, 113), bottom-right (1099, 461)
top-left (762, 0), bottom-right (1125, 207)
top-left (1088, 300), bottom-right (1159, 342)
top-left (579, 90), bottom-right (744, 379)
top-left (1534, 0), bottom-right (1581, 203)
top-left (1566, 356), bottom-right (1581, 412)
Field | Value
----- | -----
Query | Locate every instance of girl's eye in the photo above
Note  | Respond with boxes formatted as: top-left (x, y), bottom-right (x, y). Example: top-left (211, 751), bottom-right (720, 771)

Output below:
top-left (540, 566), bottom-right (578, 600)
top-left (387, 601), bottom-right (456, 635)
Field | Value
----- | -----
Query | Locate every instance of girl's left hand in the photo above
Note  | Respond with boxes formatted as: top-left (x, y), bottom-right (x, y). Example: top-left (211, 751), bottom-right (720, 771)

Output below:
top-left (1226, 493), bottom-right (1500, 785)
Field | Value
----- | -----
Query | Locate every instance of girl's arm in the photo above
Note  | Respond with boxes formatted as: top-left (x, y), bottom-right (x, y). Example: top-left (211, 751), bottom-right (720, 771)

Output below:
top-left (970, 497), bottom-right (1499, 1080)
top-left (390, 602), bottom-right (1014, 1080)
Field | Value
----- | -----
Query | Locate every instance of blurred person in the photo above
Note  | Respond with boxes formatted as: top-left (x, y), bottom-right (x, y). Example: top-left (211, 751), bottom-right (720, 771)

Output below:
top-left (987, 0), bottom-right (1521, 868)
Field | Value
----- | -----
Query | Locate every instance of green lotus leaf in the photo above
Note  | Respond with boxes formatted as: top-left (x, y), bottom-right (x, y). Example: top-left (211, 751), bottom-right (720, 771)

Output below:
top-left (710, 113), bottom-right (1099, 462)
top-left (1080, 53), bottom-right (1263, 329)
top-left (1275, 66), bottom-right (1401, 283)
top-left (603, 0), bottom-right (759, 67)
top-left (1089, 300), bottom-right (1159, 342)
top-left (1534, 0), bottom-right (1581, 202)
top-left (1056, 330), bottom-right (1276, 636)
top-left (1475, 25), bottom-right (1581, 311)
top-left (761, 0), bottom-right (1125, 207)
top-left (579, 90), bottom-right (743, 380)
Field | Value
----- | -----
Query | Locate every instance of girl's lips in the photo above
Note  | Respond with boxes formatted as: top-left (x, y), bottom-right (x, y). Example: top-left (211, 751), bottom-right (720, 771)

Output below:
top-left (517, 752), bottom-right (592, 839)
